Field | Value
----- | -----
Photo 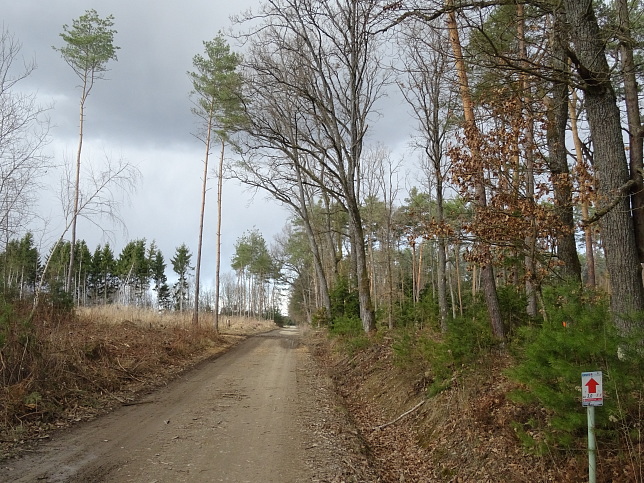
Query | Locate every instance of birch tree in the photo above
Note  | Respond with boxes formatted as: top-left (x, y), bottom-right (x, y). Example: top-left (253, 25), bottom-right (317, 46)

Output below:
top-left (0, 28), bottom-right (51, 254)
top-left (32, 154), bottom-right (137, 313)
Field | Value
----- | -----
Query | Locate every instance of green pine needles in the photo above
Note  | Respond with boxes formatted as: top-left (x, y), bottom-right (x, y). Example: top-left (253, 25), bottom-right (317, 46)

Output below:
top-left (508, 285), bottom-right (644, 453)
top-left (54, 9), bottom-right (118, 81)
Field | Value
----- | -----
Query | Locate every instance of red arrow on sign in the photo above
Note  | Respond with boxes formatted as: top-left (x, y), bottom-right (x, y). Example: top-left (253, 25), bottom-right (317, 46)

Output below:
top-left (585, 378), bottom-right (599, 393)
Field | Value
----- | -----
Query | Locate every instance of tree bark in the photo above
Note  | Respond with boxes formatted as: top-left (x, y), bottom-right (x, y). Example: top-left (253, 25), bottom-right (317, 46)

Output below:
top-left (214, 139), bottom-right (225, 333)
top-left (346, 0), bottom-right (375, 332)
top-left (434, 155), bottom-right (448, 331)
top-left (569, 90), bottom-right (596, 287)
top-left (295, 161), bottom-right (332, 316)
top-left (564, 0), bottom-right (644, 332)
top-left (518, 3), bottom-right (538, 317)
top-left (67, 87), bottom-right (87, 295)
top-left (616, 0), bottom-right (644, 263)
top-left (348, 200), bottom-right (375, 332)
top-left (193, 114), bottom-right (213, 327)
top-left (546, 7), bottom-right (582, 283)
top-left (446, 4), bottom-right (504, 341)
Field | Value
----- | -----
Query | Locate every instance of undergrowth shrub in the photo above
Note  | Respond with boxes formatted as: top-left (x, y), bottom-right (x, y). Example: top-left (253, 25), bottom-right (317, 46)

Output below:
top-left (329, 315), bottom-right (362, 336)
top-left (496, 285), bottom-right (530, 335)
top-left (311, 307), bottom-right (330, 327)
top-left (329, 276), bottom-right (360, 321)
top-left (273, 311), bottom-right (286, 327)
top-left (47, 280), bottom-right (74, 314)
top-left (392, 289), bottom-right (439, 329)
top-left (0, 299), bottom-right (38, 387)
top-left (326, 277), bottom-right (370, 355)
top-left (508, 285), bottom-right (644, 458)
top-left (0, 299), bottom-right (46, 430)
top-left (328, 315), bottom-right (370, 355)
top-left (392, 309), bottom-right (496, 396)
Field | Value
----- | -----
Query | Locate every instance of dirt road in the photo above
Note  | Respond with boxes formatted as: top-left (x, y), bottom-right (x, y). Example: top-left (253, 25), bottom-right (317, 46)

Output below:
top-left (0, 327), bottom-right (374, 482)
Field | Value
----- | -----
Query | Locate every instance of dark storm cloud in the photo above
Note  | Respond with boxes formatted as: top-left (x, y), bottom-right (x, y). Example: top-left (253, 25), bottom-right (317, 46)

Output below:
top-left (3, 0), bottom-right (414, 284)
top-left (5, 0), bottom-right (253, 146)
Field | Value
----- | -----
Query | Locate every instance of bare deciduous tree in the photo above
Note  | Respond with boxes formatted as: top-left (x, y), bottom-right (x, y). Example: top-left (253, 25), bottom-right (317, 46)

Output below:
top-left (360, 144), bottom-right (402, 329)
top-left (234, 0), bottom-right (389, 332)
top-left (0, 28), bottom-right (51, 253)
top-left (33, 153), bottom-right (138, 313)
top-left (397, 18), bottom-right (456, 332)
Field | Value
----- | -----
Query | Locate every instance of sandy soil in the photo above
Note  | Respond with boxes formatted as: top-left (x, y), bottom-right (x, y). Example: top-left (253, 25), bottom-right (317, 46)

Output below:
top-left (0, 327), bottom-right (376, 482)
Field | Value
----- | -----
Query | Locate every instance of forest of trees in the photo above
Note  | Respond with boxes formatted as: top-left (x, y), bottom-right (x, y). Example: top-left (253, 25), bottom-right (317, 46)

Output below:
top-left (0, 232), bottom-right (283, 318)
top-left (227, 2), bottom-right (644, 458)
top-left (228, 0), bottom-right (644, 343)
top-left (1, 234), bottom-right (173, 309)
top-left (2, 0), bottom-right (644, 342)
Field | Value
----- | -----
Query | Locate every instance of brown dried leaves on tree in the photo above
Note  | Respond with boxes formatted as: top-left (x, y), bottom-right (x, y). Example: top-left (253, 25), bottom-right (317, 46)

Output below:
top-left (448, 93), bottom-right (573, 282)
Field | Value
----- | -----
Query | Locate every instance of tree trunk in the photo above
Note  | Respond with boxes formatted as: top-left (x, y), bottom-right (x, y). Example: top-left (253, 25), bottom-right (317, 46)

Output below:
top-left (446, 4), bottom-right (504, 341)
top-left (384, 180), bottom-right (396, 330)
top-left (616, 0), bottom-right (644, 263)
top-left (434, 158), bottom-right (448, 332)
top-left (347, 198), bottom-right (375, 333)
top-left (214, 139), bottom-right (225, 333)
top-left (569, 90), bottom-right (596, 287)
top-left (564, 0), bottom-right (644, 332)
top-left (368, 237), bottom-right (376, 311)
top-left (416, 241), bottom-right (423, 303)
top-left (411, 242), bottom-right (417, 304)
top-left (455, 242), bottom-right (463, 317)
top-left (67, 87), bottom-right (87, 295)
top-left (546, 7), bottom-right (582, 283)
top-left (295, 163), bottom-right (331, 316)
top-left (386, 232), bottom-right (395, 329)
top-left (518, 4), bottom-right (538, 317)
top-left (193, 115), bottom-right (213, 327)
top-left (320, 181), bottom-right (340, 281)
top-left (347, 0), bottom-right (375, 333)
top-left (437, 235), bottom-right (448, 332)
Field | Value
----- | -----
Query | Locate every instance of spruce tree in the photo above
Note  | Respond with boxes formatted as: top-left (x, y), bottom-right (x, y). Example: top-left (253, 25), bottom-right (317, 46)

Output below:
top-left (171, 244), bottom-right (193, 312)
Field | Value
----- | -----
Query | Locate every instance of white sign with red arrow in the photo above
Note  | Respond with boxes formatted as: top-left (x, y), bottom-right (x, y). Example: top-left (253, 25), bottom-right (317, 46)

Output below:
top-left (581, 371), bottom-right (603, 407)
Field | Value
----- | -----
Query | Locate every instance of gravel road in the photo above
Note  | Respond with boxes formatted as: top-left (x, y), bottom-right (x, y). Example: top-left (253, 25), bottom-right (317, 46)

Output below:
top-left (0, 327), bottom-right (374, 482)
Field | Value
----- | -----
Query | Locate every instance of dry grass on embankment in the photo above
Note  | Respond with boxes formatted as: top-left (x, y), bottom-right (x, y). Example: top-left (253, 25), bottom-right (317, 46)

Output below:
top-left (0, 305), bottom-right (276, 459)
top-left (76, 305), bottom-right (275, 335)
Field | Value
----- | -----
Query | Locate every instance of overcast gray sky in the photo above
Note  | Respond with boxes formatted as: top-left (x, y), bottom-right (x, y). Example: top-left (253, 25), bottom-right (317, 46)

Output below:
top-left (4, 0), bottom-right (414, 287)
